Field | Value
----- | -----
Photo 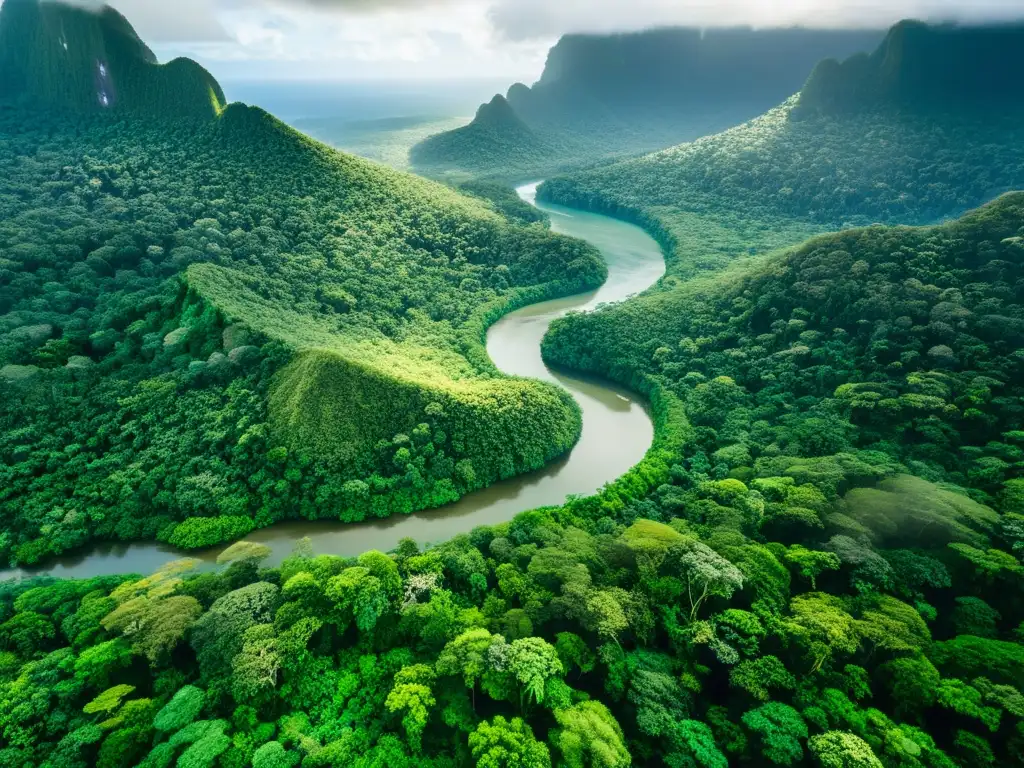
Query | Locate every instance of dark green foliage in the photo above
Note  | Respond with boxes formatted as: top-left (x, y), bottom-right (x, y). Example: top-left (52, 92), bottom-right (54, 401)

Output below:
top-left (544, 195), bottom-right (1024, 512)
top-left (456, 180), bottom-right (549, 226)
top-left (412, 96), bottom-right (558, 181)
top-left (0, 7), bottom-right (1022, 768)
top-left (504, 30), bottom-right (1024, 764)
top-left (0, 462), bottom-right (1020, 768)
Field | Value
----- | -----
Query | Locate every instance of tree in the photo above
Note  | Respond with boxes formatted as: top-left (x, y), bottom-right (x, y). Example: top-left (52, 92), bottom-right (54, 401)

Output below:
top-left (741, 703), bottom-right (808, 766)
top-left (729, 656), bottom-right (796, 702)
top-left (584, 590), bottom-right (629, 646)
top-left (550, 701), bottom-right (630, 768)
top-left (669, 719), bottom-right (728, 768)
top-left (327, 567), bottom-right (389, 633)
top-left (437, 628), bottom-right (493, 707)
top-left (83, 684), bottom-right (135, 716)
top-left (675, 539), bottom-right (744, 621)
top-left (153, 686), bottom-right (204, 732)
top-left (104, 594), bottom-right (203, 664)
top-left (469, 716), bottom-right (551, 768)
top-left (786, 593), bottom-right (860, 674)
top-left (191, 582), bottom-right (279, 679)
top-left (785, 546), bottom-right (841, 590)
top-left (554, 632), bottom-right (596, 676)
top-left (930, 636), bottom-right (1024, 687)
top-left (231, 624), bottom-right (282, 702)
top-left (73, 638), bottom-right (132, 688)
top-left (357, 550), bottom-right (403, 605)
top-left (507, 637), bottom-right (564, 708)
top-left (878, 655), bottom-right (939, 719)
top-left (627, 659), bottom-right (689, 740)
top-left (385, 664), bottom-right (436, 752)
top-left (935, 679), bottom-right (1002, 732)
top-left (951, 597), bottom-right (1001, 638)
top-left (252, 741), bottom-right (300, 768)
top-left (808, 732), bottom-right (883, 768)
top-left (0, 611), bottom-right (54, 657)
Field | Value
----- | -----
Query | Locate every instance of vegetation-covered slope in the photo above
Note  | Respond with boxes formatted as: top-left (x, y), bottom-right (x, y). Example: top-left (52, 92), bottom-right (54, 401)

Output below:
top-left (547, 193), bottom-right (1024, 503)
top-left (3, 194), bottom-right (1024, 768)
top-left (541, 22), bottom-right (1024, 277)
top-left (0, 0), bottom-right (224, 118)
top-left (411, 27), bottom-right (882, 181)
top-left (0, 11), bottom-right (606, 565)
top-left (799, 21), bottom-right (1024, 114)
top-left (1, 8), bottom-right (1022, 768)
top-left (411, 96), bottom-right (559, 180)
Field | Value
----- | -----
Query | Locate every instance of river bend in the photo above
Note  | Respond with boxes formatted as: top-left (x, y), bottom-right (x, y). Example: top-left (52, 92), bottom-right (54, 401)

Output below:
top-left (1, 183), bottom-right (665, 579)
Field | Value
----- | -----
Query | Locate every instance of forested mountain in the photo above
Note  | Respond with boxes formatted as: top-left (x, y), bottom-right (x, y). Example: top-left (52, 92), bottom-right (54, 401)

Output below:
top-left (541, 21), bottom-right (1024, 279)
top-left (0, 0), bottom-right (225, 118)
top-left (411, 27), bottom-right (882, 181)
top-left (799, 21), bottom-right (1024, 114)
top-left (409, 95), bottom-right (558, 180)
top-left (0, 1), bottom-right (606, 565)
top-left (3, 196), bottom-right (1024, 768)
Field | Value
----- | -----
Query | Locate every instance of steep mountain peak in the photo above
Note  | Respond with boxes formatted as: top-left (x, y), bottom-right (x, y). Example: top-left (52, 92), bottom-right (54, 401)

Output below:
top-left (799, 20), bottom-right (1024, 114)
top-left (473, 94), bottom-right (525, 128)
top-left (0, 0), bottom-right (225, 118)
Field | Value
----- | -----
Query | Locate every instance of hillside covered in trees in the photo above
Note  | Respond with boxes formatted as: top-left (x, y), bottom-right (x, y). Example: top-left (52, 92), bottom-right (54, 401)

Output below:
top-left (411, 27), bottom-right (881, 181)
top-left (0, 0), bottom-right (225, 118)
top-left (0, 1), bottom-right (607, 566)
top-left (3, 202), bottom-right (1024, 766)
top-left (540, 22), bottom-right (1024, 279)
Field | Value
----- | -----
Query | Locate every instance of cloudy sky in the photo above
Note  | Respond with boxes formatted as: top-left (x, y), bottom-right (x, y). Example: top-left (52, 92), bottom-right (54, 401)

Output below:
top-left (39, 0), bottom-right (1024, 81)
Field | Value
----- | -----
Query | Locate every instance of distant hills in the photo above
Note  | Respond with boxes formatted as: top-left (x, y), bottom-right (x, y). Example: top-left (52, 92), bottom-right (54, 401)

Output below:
top-left (798, 21), bottom-right (1024, 114)
top-left (541, 20), bottom-right (1024, 282)
top-left (410, 94), bottom-right (557, 175)
top-left (0, 0), bottom-right (224, 117)
top-left (412, 27), bottom-right (883, 181)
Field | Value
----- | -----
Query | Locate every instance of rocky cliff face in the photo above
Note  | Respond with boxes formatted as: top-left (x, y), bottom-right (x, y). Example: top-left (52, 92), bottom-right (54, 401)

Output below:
top-left (799, 21), bottom-right (1024, 114)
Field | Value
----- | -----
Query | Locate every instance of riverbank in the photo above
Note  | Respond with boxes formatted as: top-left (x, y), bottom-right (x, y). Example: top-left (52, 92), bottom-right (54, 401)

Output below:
top-left (0, 184), bottom-right (667, 580)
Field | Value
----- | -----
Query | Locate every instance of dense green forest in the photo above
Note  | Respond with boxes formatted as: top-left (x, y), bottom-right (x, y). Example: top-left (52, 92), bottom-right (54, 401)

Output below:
top-left (0, 0), bottom-right (224, 118)
top-left (4, 194), bottom-right (1024, 768)
top-left (2, 4), bottom-right (1024, 767)
top-left (4, 166), bottom-right (1023, 768)
top-left (540, 22), bottom-right (1024, 277)
top-left (0, 0), bottom-right (608, 566)
top-left (411, 27), bottom-right (881, 181)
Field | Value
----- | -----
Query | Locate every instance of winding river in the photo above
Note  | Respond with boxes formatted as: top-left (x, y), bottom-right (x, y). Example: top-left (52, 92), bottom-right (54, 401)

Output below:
top-left (1, 183), bottom-right (665, 580)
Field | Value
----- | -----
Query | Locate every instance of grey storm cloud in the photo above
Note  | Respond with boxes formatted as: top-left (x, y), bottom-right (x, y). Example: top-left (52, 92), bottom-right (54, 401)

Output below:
top-left (38, 0), bottom-right (233, 41)
top-left (488, 0), bottom-right (1024, 40)
top-left (36, 0), bottom-right (1024, 44)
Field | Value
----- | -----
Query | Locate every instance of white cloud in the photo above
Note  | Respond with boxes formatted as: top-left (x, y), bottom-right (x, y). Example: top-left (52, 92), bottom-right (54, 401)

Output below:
top-left (489, 0), bottom-right (1024, 40)
top-left (37, 0), bottom-right (233, 41)
top-left (23, 0), bottom-right (1024, 78)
